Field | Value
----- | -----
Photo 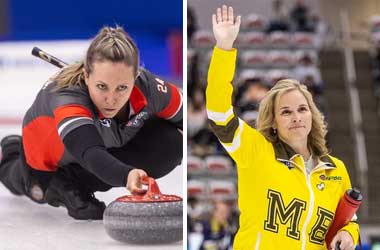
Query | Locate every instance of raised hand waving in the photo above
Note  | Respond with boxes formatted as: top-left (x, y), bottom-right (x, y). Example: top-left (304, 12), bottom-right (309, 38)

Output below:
top-left (212, 5), bottom-right (241, 51)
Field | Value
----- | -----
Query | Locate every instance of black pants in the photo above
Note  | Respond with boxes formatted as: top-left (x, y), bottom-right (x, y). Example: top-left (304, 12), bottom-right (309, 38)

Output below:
top-left (0, 118), bottom-right (182, 200)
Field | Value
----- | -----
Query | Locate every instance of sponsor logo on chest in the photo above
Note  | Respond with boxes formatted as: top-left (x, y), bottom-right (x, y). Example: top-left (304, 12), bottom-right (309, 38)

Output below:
top-left (319, 174), bottom-right (342, 181)
top-left (100, 119), bottom-right (112, 128)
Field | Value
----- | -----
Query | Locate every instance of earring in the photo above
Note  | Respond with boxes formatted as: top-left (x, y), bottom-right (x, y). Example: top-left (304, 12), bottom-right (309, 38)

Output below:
top-left (273, 128), bottom-right (277, 134)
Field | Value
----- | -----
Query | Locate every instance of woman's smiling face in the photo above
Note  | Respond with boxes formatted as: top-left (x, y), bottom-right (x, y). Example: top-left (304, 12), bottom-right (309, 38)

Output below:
top-left (273, 89), bottom-right (312, 145)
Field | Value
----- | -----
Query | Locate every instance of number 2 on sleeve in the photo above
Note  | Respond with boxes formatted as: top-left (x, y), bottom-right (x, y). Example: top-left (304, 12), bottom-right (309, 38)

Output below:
top-left (155, 78), bottom-right (168, 93)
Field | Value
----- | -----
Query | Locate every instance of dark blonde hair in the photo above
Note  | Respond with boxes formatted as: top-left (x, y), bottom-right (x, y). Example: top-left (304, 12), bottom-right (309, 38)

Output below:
top-left (257, 79), bottom-right (329, 158)
top-left (52, 26), bottom-right (139, 89)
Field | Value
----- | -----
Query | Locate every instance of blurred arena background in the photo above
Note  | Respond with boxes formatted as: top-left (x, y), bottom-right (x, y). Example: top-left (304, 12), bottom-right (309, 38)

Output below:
top-left (0, 0), bottom-right (183, 138)
top-left (187, 0), bottom-right (380, 249)
top-left (0, 1), bottom-right (183, 250)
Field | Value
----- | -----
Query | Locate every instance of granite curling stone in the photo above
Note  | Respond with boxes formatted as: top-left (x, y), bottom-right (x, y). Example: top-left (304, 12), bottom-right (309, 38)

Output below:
top-left (103, 176), bottom-right (182, 244)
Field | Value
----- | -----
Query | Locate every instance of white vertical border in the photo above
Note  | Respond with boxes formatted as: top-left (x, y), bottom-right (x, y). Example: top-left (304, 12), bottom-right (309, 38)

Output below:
top-left (182, 0), bottom-right (188, 249)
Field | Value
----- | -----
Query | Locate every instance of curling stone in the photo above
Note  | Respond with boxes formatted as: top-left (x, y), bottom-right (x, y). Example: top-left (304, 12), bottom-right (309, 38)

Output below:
top-left (103, 176), bottom-right (182, 244)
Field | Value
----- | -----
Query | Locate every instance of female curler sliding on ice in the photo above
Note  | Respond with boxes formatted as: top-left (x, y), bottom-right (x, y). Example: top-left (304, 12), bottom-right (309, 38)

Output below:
top-left (0, 26), bottom-right (183, 220)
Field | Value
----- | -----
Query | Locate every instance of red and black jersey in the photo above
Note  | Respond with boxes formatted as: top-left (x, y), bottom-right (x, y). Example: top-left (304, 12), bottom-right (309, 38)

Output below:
top-left (22, 69), bottom-right (182, 172)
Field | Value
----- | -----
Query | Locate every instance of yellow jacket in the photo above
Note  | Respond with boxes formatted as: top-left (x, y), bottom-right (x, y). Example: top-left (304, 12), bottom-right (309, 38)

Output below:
top-left (205, 47), bottom-right (359, 250)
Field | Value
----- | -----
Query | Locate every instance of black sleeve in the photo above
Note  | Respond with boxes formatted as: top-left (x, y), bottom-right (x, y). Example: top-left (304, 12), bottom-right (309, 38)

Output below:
top-left (62, 124), bottom-right (133, 187)
top-left (138, 70), bottom-right (183, 129)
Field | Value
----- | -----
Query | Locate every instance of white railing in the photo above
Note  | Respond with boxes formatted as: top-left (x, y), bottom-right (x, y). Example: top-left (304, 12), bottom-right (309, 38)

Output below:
top-left (340, 10), bottom-right (369, 219)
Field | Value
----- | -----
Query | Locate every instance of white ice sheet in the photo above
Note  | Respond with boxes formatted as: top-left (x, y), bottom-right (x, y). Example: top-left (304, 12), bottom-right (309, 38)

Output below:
top-left (0, 165), bottom-right (183, 250)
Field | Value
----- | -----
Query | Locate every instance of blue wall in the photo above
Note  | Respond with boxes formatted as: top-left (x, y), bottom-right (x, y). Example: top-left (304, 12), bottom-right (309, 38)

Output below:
top-left (2, 0), bottom-right (183, 77)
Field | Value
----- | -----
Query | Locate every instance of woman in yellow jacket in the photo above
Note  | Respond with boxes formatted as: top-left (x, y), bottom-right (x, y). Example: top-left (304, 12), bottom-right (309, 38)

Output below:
top-left (206, 5), bottom-right (359, 250)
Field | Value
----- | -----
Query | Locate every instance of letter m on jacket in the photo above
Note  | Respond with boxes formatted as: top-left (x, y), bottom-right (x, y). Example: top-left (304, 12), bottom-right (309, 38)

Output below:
top-left (264, 189), bottom-right (307, 240)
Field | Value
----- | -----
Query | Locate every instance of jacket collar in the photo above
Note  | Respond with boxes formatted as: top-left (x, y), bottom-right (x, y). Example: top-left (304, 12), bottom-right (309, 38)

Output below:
top-left (273, 140), bottom-right (297, 161)
top-left (273, 139), bottom-right (336, 169)
top-left (129, 85), bottom-right (147, 114)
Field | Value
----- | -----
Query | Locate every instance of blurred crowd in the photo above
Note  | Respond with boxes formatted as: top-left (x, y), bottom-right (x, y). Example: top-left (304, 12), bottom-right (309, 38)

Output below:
top-left (188, 0), bottom-right (327, 158)
top-left (370, 16), bottom-right (380, 116)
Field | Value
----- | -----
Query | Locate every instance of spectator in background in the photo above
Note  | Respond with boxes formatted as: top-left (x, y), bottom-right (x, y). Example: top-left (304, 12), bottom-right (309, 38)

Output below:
top-left (267, 0), bottom-right (290, 33)
top-left (303, 74), bottom-right (325, 114)
top-left (310, 14), bottom-right (328, 48)
top-left (188, 52), bottom-right (200, 98)
top-left (235, 78), bottom-right (270, 127)
top-left (372, 40), bottom-right (380, 71)
top-left (293, 53), bottom-right (322, 86)
top-left (188, 5), bottom-right (198, 41)
top-left (370, 21), bottom-right (380, 116)
top-left (290, 0), bottom-right (313, 32)
top-left (188, 88), bottom-right (208, 138)
top-left (370, 40), bottom-right (380, 114)
top-left (370, 15), bottom-right (380, 33)
top-left (235, 78), bottom-right (269, 112)
top-left (194, 200), bottom-right (237, 250)
top-left (188, 87), bottom-right (218, 157)
top-left (188, 196), bottom-right (205, 224)
top-left (293, 54), bottom-right (326, 114)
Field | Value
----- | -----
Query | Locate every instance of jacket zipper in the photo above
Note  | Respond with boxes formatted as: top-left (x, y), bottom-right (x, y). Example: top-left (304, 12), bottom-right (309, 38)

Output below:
top-left (300, 160), bottom-right (335, 250)
top-left (301, 172), bottom-right (314, 250)
top-left (277, 156), bottom-right (335, 250)
top-left (254, 231), bottom-right (262, 250)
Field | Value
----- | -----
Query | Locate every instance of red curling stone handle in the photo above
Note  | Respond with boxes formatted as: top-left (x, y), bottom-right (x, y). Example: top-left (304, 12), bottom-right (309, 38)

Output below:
top-left (116, 176), bottom-right (182, 203)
